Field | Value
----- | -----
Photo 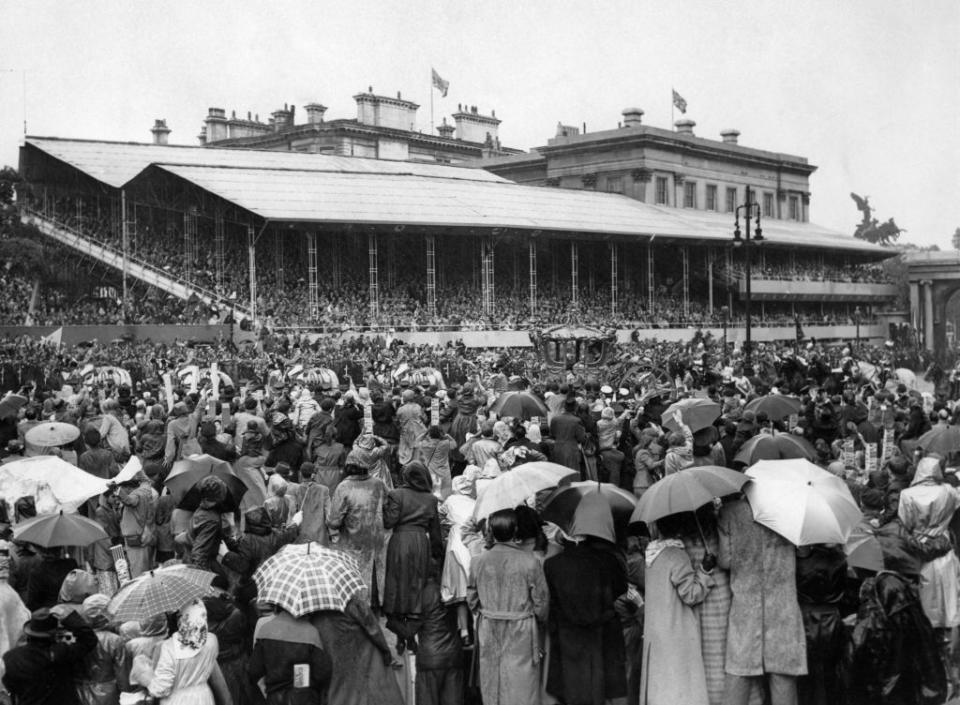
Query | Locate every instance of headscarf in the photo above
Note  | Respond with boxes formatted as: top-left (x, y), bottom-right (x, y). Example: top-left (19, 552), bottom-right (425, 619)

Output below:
top-left (81, 594), bottom-right (111, 630)
top-left (401, 462), bottom-right (433, 493)
top-left (525, 422), bottom-right (542, 444)
top-left (912, 457), bottom-right (943, 486)
top-left (139, 612), bottom-right (169, 638)
top-left (174, 599), bottom-right (208, 657)
top-left (58, 569), bottom-right (97, 604)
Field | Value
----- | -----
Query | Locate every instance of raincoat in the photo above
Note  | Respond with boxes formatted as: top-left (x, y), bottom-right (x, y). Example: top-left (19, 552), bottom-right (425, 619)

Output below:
top-left (439, 472), bottom-right (478, 603)
top-left (327, 472), bottom-right (389, 605)
top-left (544, 497), bottom-right (628, 705)
top-left (897, 457), bottom-right (960, 627)
top-left (639, 539), bottom-right (714, 705)
top-left (467, 542), bottom-right (549, 705)
top-left (718, 498), bottom-right (807, 676)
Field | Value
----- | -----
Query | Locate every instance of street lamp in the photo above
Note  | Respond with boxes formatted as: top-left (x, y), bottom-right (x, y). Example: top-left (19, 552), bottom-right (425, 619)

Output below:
top-left (720, 305), bottom-right (730, 366)
top-left (854, 306), bottom-right (862, 352)
top-left (733, 187), bottom-right (763, 376)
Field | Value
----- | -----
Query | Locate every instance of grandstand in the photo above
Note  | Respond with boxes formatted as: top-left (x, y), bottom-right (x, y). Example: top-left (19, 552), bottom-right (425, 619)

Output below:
top-left (13, 136), bottom-right (897, 345)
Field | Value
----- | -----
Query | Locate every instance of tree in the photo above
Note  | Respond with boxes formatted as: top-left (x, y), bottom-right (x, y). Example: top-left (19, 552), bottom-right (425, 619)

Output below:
top-left (952, 227), bottom-right (960, 251)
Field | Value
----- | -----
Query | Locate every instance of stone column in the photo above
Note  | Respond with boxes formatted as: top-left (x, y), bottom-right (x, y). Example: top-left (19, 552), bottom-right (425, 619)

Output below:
top-left (923, 280), bottom-right (934, 351)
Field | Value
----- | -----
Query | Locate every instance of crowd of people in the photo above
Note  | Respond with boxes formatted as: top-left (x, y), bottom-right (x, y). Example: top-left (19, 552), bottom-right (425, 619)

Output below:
top-left (8, 196), bottom-right (894, 331)
top-left (0, 326), bottom-right (954, 705)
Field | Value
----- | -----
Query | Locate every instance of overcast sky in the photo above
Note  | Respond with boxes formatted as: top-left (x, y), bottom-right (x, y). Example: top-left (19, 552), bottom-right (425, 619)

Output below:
top-left (2, 0), bottom-right (957, 248)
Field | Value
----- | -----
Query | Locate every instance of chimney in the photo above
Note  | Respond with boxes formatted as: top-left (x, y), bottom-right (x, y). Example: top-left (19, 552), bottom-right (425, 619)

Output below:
top-left (271, 106), bottom-right (292, 132)
top-left (437, 117), bottom-right (455, 139)
top-left (674, 119), bottom-right (696, 135)
top-left (305, 103), bottom-right (327, 124)
top-left (720, 129), bottom-right (740, 145)
top-left (151, 119), bottom-right (171, 145)
top-left (622, 107), bottom-right (644, 128)
top-left (204, 108), bottom-right (228, 143)
top-left (197, 126), bottom-right (207, 145)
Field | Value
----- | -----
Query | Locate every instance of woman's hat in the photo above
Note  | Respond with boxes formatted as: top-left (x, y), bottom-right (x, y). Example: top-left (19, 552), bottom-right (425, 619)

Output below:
top-left (23, 608), bottom-right (57, 639)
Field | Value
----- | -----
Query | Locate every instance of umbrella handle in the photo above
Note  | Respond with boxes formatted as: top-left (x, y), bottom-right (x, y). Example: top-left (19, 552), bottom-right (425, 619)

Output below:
top-left (693, 511), bottom-right (709, 548)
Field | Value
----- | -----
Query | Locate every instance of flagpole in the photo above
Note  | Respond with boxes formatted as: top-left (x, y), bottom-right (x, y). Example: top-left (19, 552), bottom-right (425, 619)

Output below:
top-left (430, 76), bottom-right (435, 134)
top-left (671, 86), bottom-right (674, 129)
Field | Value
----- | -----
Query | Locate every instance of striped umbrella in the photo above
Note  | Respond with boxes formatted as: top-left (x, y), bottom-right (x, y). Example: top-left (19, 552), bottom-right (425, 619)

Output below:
top-left (253, 543), bottom-right (366, 616)
top-left (108, 565), bottom-right (217, 622)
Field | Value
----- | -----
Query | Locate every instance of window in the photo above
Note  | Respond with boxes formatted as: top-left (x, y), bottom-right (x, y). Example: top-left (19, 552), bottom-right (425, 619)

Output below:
top-left (725, 187), bottom-right (737, 213)
top-left (683, 182), bottom-right (697, 208)
top-left (655, 176), bottom-right (668, 205)
top-left (762, 192), bottom-right (774, 217)
top-left (606, 176), bottom-right (623, 194)
top-left (789, 195), bottom-right (800, 220)
top-left (706, 184), bottom-right (718, 211)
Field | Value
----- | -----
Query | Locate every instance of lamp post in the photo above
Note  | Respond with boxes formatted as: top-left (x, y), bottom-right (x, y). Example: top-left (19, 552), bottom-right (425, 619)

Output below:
top-left (733, 187), bottom-right (763, 376)
top-left (720, 305), bottom-right (729, 366)
top-left (854, 306), bottom-right (862, 352)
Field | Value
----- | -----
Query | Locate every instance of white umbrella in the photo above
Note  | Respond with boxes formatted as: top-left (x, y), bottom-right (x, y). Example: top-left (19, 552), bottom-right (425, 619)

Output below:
top-left (472, 461), bottom-right (577, 520)
top-left (745, 459), bottom-right (862, 546)
top-left (0, 456), bottom-right (109, 513)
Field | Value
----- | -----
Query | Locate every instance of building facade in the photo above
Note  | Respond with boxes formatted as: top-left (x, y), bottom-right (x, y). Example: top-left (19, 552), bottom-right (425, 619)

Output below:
top-left (480, 108), bottom-right (814, 223)
top-left (192, 89), bottom-right (520, 164)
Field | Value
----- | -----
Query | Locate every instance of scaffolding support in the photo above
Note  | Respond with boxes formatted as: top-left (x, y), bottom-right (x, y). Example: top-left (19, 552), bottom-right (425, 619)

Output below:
top-left (214, 207), bottom-right (225, 291)
top-left (121, 189), bottom-right (129, 322)
top-left (275, 233), bottom-right (284, 289)
top-left (707, 248), bottom-right (714, 314)
top-left (569, 242), bottom-right (579, 309)
top-left (368, 232), bottom-right (379, 319)
top-left (480, 237), bottom-right (496, 317)
top-left (330, 234), bottom-right (341, 290)
top-left (682, 246), bottom-right (690, 319)
top-left (646, 244), bottom-right (655, 311)
top-left (426, 235), bottom-right (437, 319)
top-left (183, 210), bottom-right (197, 270)
top-left (610, 243), bottom-right (618, 315)
top-left (528, 240), bottom-right (537, 317)
top-left (307, 231), bottom-right (319, 319)
top-left (247, 225), bottom-right (257, 322)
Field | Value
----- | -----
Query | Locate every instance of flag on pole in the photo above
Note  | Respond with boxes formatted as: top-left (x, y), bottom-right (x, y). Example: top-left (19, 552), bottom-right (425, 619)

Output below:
top-left (431, 68), bottom-right (449, 98)
top-left (41, 327), bottom-right (63, 347)
top-left (672, 89), bottom-right (687, 114)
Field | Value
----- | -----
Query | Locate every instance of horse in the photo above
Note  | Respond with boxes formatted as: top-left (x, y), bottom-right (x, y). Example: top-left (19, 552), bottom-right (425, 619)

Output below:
top-left (177, 364), bottom-right (234, 393)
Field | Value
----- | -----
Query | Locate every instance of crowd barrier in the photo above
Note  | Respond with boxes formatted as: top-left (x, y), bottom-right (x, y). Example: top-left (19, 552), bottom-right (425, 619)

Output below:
top-left (0, 323), bottom-right (887, 349)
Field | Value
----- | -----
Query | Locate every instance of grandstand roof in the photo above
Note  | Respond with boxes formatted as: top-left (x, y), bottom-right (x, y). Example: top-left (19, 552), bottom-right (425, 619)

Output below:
top-left (23, 136), bottom-right (891, 256)
top-left (22, 136), bottom-right (507, 188)
top-left (142, 164), bottom-right (888, 255)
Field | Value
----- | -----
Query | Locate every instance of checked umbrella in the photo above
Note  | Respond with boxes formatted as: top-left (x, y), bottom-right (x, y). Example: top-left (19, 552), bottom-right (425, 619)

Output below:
top-left (253, 543), bottom-right (367, 617)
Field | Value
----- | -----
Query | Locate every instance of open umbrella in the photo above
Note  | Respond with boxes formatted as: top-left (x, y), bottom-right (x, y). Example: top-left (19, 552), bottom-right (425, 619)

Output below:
top-left (661, 399), bottom-right (721, 433)
top-left (108, 565), bottom-right (218, 622)
top-left (845, 525), bottom-right (884, 572)
top-left (0, 394), bottom-right (27, 421)
top-left (745, 459), bottom-right (862, 545)
top-left (734, 433), bottom-right (815, 466)
top-left (916, 425), bottom-right (960, 457)
top-left (253, 543), bottom-right (366, 616)
top-left (13, 511), bottom-right (108, 547)
top-left (473, 461), bottom-right (577, 520)
top-left (489, 391), bottom-right (548, 420)
top-left (744, 395), bottom-right (803, 420)
top-left (25, 422), bottom-right (80, 447)
top-left (631, 465), bottom-right (750, 525)
top-left (0, 456), bottom-right (110, 513)
top-left (540, 482), bottom-right (637, 533)
top-left (164, 455), bottom-right (247, 512)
